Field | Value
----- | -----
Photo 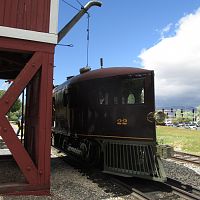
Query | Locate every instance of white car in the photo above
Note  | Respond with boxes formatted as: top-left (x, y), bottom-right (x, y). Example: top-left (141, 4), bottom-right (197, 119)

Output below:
top-left (189, 125), bottom-right (197, 130)
top-left (165, 122), bottom-right (173, 126)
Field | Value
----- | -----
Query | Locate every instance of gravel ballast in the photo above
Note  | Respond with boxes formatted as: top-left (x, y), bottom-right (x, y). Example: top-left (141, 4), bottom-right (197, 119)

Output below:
top-left (162, 159), bottom-right (200, 189)
top-left (0, 148), bottom-right (136, 200)
top-left (0, 147), bottom-right (199, 199)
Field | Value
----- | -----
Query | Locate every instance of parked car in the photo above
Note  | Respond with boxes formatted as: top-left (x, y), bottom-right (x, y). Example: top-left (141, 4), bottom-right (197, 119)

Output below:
top-left (184, 125), bottom-right (190, 129)
top-left (178, 123), bottom-right (184, 127)
top-left (165, 122), bottom-right (173, 126)
top-left (188, 124), bottom-right (197, 130)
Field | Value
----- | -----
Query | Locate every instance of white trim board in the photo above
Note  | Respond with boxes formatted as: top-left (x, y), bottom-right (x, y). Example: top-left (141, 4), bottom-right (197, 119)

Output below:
top-left (49, 0), bottom-right (59, 34)
top-left (0, 26), bottom-right (58, 44)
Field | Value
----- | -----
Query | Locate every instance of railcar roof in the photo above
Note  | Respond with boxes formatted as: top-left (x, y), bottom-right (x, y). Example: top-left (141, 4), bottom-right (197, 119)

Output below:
top-left (70, 67), bottom-right (152, 83)
top-left (54, 67), bottom-right (152, 92)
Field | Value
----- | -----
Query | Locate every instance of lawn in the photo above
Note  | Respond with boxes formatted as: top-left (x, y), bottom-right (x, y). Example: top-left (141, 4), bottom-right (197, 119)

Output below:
top-left (156, 126), bottom-right (200, 155)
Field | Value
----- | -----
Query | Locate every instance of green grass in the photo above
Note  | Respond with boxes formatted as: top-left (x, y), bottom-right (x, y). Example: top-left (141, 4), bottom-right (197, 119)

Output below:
top-left (156, 126), bottom-right (200, 155)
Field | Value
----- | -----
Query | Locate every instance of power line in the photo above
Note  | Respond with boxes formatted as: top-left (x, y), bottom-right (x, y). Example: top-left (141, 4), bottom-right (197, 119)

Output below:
top-left (75, 0), bottom-right (84, 9)
top-left (86, 13), bottom-right (90, 67)
top-left (61, 0), bottom-right (91, 67)
top-left (62, 0), bottom-right (80, 11)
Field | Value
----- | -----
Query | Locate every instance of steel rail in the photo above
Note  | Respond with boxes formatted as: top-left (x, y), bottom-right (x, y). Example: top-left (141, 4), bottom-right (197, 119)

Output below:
top-left (53, 146), bottom-right (151, 200)
top-left (166, 178), bottom-right (200, 199)
top-left (110, 177), bottom-right (151, 200)
top-left (172, 151), bottom-right (200, 165)
top-left (110, 176), bottom-right (200, 200)
top-left (53, 146), bottom-right (200, 199)
top-left (165, 178), bottom-right (200, 200)
top-left (173, 151), bottom-right (200, 159)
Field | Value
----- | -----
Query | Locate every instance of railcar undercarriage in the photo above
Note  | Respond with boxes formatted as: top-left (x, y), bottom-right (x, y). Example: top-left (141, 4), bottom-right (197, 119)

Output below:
top-left (52, 131), bottom-right (166, 182)
top-left (52, 131), bottom-right (102, 167)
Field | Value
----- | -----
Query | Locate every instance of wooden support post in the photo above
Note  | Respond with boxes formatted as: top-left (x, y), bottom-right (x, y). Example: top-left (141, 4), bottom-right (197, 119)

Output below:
top-left (0, 37), bottom-right (54, 195)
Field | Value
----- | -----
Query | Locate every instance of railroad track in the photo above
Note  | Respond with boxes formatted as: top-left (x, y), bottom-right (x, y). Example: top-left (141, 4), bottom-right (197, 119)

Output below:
top-left (172, 151), bottom-right (200, 165)
top-left (110, 177), bottom-right (200, 200)
top-left (54, 148), bottom-right (200, 199)
top-left (166, 177), bottom-right (200, 199)
top-left (110, 177), bottom-right (151, 200)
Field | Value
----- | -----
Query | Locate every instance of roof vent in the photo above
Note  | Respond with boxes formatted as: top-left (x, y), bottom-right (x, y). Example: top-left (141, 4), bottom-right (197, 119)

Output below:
top-left (80, 66), bottom-right (91, 74)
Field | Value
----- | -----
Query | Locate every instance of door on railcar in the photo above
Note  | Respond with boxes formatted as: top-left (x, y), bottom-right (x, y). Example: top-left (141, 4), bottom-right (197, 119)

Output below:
top-left (73, 72), bottom-right (155, 140)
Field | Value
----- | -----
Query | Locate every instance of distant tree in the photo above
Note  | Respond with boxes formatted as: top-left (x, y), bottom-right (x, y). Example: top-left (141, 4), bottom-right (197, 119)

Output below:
top-left (183, 111), bottom-right (193, 121)
top-left (175, 109), bottom-right (182, 118)
top-left (196, 105), bottom-right (200, 123)
top-left (173, 109), bottom-right (193, 123)
top-left (0, 89), bottom-right (22, 121)
top-left (10, 99), bottom-right (21, 113)
top-left (197, 105), bottom-right (200, 116)
top-left (0, 90), bottom-right (5, 97)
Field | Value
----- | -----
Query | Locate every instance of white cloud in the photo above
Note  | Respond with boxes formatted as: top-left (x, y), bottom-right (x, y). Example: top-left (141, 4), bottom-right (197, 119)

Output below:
top-left (139, 8), bottom-right (200, 106)
top-left (160, 23), bottom-right (173, 39)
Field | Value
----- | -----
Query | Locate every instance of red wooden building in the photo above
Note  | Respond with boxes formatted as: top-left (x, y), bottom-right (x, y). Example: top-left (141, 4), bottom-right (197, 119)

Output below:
top-left (0, 0), bottom-right (59, 195)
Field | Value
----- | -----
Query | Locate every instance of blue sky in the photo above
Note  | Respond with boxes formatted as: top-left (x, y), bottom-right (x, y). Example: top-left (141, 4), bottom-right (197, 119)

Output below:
top-left (55, 0), bottom-right (200, 82)
top-left (54, 0), bottom-right (200, 107)
top-left (1, 0), bottom-right (200, 107)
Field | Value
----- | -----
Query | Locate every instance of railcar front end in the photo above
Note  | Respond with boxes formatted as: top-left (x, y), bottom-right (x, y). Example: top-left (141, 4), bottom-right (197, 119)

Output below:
top-left (52, 67), bottom-right (166, 181)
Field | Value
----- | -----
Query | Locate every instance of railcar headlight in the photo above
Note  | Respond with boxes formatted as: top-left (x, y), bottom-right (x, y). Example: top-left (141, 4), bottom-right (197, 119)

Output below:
top-left (154, 111), bottom-right (166, 124)
top-left (147, 111), bottom-right (166, 123)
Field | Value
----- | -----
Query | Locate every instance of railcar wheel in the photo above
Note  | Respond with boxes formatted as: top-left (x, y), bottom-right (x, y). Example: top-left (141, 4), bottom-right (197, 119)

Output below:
top-left (80, 140), bottom-right (101, 167)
